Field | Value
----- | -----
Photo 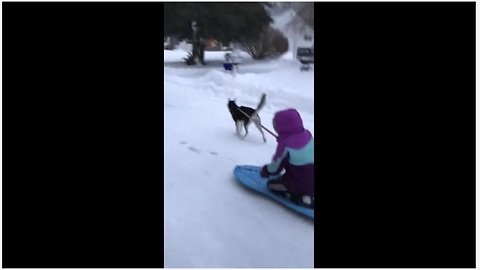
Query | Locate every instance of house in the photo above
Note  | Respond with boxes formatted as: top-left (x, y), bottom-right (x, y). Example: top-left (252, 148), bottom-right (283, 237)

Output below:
top-left (271, 8), bottom-right (314, 58)
top-left (285, 13), bottom-right (314, 54)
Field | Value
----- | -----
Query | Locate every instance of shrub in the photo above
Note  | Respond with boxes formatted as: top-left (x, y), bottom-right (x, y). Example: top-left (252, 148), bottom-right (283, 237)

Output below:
top-left (238, 27), bottom-right (289, 60)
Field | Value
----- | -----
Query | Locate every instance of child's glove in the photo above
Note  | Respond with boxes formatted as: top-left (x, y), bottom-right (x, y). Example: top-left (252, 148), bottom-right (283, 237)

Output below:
top-left (260, 165), bottom-right (270, 178)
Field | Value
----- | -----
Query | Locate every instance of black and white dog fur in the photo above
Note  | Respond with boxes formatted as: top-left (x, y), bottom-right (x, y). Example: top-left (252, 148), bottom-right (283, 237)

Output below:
top-left (228, 93), bottom-right (267, 142)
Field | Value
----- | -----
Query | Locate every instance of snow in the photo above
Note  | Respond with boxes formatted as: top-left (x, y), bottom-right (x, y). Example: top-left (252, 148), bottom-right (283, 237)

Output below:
top-left (164, 48), bottom-right (314, 268)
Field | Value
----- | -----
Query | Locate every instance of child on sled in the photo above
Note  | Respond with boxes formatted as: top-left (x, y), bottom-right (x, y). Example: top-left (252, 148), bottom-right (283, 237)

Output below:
top-left (260, 108), bottom-right (314, 209)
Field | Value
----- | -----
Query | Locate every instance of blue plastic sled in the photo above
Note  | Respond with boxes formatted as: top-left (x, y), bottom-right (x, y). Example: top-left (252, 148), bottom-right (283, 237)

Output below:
top-left (234, 165), bottom-right (314, 219)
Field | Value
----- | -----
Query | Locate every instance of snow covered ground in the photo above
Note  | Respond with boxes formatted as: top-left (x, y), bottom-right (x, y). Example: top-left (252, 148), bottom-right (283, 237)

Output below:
top-left (164, 49), bottom-right (314, 267)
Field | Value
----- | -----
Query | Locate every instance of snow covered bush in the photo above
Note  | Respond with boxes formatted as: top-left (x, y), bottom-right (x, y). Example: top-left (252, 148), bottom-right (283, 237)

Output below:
top-left (270, 28), bottom-right (289, 56)
top-left (238, 26), bottom-right (289, 60)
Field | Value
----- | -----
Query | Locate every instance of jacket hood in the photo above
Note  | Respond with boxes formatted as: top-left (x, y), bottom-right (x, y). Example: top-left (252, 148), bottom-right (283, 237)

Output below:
top-left (273, 109), bottom-right (305, 138)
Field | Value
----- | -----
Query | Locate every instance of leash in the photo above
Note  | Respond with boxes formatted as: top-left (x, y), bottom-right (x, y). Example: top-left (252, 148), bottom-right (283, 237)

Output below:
top-left (236, 108), bottom-right (278, 139)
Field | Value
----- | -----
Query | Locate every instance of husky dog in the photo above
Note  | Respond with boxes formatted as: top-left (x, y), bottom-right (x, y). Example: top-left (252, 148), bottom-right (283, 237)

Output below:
top-left (227, 93), bottom-right (267, 142)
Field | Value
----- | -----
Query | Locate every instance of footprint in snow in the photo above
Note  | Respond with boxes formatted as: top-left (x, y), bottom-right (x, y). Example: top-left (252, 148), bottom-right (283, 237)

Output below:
top-left (188, 146), bottom-right (201, 153)
top-left (179, 141), bottom-right (218, 155)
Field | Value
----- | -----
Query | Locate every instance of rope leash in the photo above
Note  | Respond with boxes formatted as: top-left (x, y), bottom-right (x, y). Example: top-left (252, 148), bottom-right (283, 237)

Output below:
top-left (236, 108), bottom-right (278, 139)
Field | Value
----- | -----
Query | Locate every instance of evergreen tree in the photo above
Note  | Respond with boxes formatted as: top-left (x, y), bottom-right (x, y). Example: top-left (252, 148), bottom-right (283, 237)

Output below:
top-left (164, 3), bottom-right (273, 44)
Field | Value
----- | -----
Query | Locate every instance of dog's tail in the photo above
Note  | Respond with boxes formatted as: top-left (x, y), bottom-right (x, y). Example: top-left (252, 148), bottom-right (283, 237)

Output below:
top-left (255, 93), bottom-right (267, 113)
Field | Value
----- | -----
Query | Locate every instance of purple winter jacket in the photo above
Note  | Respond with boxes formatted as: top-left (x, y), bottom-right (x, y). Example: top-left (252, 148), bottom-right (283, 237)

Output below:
top-left (261, 109), bottom-right (314, 197)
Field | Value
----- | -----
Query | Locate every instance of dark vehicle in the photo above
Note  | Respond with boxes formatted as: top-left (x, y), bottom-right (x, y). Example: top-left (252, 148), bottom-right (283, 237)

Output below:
top-left (297, 47), bottom-right (314, 71)
top-left (296, 47), bottom-right (314, 71)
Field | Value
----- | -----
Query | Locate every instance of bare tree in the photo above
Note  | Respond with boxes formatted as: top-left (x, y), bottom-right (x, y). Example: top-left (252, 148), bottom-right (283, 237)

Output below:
top-left (237, 27), bottom-right (289, 60)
